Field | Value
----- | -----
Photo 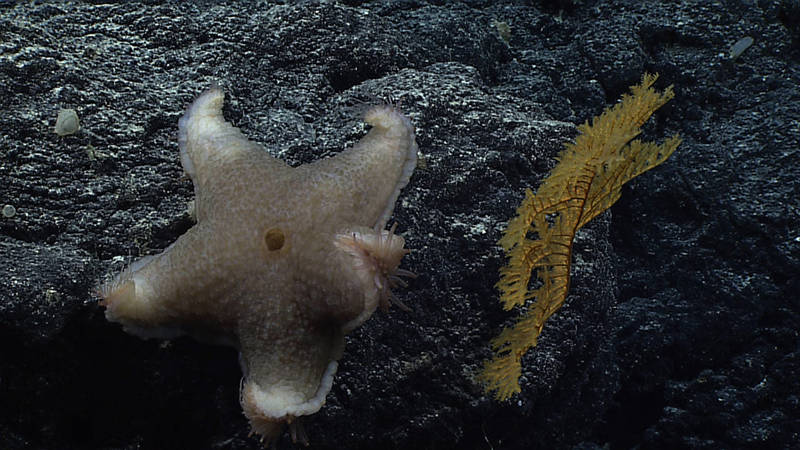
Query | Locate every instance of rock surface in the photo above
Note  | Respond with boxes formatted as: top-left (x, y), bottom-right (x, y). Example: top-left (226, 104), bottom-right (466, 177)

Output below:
top-left (1, 1), bottom-right (798, 449)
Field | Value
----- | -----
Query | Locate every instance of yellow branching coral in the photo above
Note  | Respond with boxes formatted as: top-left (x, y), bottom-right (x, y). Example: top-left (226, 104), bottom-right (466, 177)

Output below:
top-left (480, 73), bottom-right (681, 400)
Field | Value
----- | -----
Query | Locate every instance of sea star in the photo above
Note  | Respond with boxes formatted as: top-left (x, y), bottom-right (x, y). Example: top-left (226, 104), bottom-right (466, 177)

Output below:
top-left (97, 86), bottom-right (418, 444)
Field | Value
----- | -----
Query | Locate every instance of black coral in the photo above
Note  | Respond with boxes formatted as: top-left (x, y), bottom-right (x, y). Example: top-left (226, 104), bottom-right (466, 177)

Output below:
top-left (480, 73), bottom-right (681, 400)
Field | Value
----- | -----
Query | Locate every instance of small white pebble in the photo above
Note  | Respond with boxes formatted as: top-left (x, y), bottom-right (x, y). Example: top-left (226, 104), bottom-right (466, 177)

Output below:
top-left (2, 204), bottom-right (16, 218)
top-left (729, 36), bottom-right (754, 60)
top-left (55, 108), bottom-right (80, 136)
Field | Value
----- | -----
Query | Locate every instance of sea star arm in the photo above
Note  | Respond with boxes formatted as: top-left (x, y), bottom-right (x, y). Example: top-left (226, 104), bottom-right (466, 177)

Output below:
top-left (98, 224), bottom-right (239, 340)
top-left (238, 314), bottom-right (345, 444)
top-left (178, 86), bottom-right (289, 222)
top-left (303, 104), bottom-right (418, 229)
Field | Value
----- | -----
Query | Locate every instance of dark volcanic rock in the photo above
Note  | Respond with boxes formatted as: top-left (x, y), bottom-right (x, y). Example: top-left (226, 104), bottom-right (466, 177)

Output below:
top-left (1, 1), bottom-right (798, 449)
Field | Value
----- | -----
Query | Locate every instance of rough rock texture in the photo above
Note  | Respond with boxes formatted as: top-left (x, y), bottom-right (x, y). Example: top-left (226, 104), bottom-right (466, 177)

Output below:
top-left (0, 1), bottom-right (797, 449)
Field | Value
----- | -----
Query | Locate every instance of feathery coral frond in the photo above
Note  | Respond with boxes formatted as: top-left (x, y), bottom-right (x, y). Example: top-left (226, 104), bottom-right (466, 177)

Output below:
top-left (480, 73), bottom-right (680, 400)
